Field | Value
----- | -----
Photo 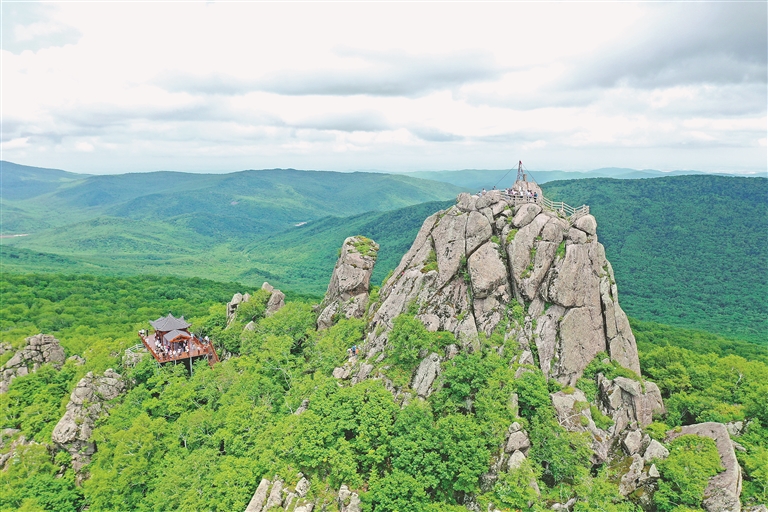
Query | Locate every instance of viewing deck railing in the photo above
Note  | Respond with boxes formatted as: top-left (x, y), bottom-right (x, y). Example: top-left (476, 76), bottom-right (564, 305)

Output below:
top-left (500, 193), bottom-right (590, 220)
top-left (139, 333), bottom-right (218, 366)
top-left (540, 196), bottom-right (590, 220)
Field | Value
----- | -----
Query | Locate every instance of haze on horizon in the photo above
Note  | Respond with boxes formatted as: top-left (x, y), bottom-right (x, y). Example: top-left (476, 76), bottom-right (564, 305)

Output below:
top-left (2, 2), bottom-right (766, 175)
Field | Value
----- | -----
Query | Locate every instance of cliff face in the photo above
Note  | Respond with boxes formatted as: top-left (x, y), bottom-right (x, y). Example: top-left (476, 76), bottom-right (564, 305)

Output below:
top-left (366, 191), bottom-right (640, 386)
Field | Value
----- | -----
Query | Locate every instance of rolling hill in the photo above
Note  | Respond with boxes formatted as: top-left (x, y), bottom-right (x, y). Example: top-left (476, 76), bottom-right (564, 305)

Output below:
top-left (1, 162), bottom-right (764, 344)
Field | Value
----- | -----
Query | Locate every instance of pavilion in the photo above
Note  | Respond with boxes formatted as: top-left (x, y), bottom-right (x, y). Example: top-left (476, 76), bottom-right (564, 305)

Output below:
top-left (139, 313), bottom-right (219, 370)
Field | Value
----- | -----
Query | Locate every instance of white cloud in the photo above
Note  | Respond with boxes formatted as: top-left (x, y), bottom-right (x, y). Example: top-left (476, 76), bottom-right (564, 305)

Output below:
top-left (2, 2), bottom-right (765, 174)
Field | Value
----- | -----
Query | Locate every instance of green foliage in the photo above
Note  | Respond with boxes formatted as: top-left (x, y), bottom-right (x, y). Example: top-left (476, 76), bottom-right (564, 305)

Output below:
top-left (590, 405), bottom-right (614, 430)
top-left (639, 344), bottom-right (768, 426)
top-left (308, 318), bottom-right (365, 374)
top-left (421, 249), bottom-right (438, 273)
top-left (234, 289), bottom-right (272, 324)
top-left (738, 420), bottom-right (768, 506)
top-left (351, 236), bottom-right (378, 258)
top-left (654, 435), bottom-right (723, 511)
top-left (514, 372), bottom-right (592, 486)
top-left (485, 459), bottom-right (541, 510)
top-left (363, 470), bottom-right (429, 512)
top-left (514, 372), bottom-right (552, 421)
top-left (505, 228), bottom-right (518, 243)
top-left (459, 255), bottom-right (470, 284)
top-left (521, 246), bottom-right (537, 278)
top-left (385, 316), bottom-right (452, 387)
top-left (572, 469), bottom-right (636, 512)
top-left (633, 318), bottom-right (767, 365)
top-left (508, 302), bottom-right (525, 327)
top-left (555, 240), bottom-right (566, 259)
top-left (582, 352), bottom-right (641, 383)
top-left (0, 444), bottom-right (83, 512)
top-left (0, 362), bottom-right (80, 442)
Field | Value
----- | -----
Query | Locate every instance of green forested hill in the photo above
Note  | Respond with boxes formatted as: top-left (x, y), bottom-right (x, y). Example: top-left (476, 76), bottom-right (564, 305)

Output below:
top-left (2, 168), bottom-right (764, 344)
top-left (0, 162), bottom-right (463, 236)
top-left (542, 175), bottom-right (767, 344)
top-left (401, 167), bottom-right (734, 192)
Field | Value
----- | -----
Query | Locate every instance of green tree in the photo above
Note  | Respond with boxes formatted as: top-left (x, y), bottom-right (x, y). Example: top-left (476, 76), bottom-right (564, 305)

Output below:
top-left (654, 435), bottom-right (723, 511)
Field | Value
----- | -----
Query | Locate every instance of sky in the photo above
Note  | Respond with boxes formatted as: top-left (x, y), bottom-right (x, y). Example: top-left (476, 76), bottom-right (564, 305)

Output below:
top-left (1, 2), bottom-right (766, 175)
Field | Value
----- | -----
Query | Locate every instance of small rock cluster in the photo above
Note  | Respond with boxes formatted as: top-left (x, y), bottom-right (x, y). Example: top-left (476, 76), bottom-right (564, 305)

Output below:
top-left (244, 474), bottom-right (314, 512)
top-left (0, 334), bottom-right (66, 393)
top-left (51, 369), bottom-right (125, 476)
top-left (317, 236), bottom-right (379, 330)
top-left (617, 430), bottom-right (669, 497)
top-left (0, 429), bottom-right (35, 470)
top-left (227, 282), bottom-right (286, 327)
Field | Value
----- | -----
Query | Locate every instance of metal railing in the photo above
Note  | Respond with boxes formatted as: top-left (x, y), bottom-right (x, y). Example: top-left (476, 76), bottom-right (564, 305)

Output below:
top-left (500, 193), bottom-right (590, 220)
top-left (540, 196), bottom-right (590, 220)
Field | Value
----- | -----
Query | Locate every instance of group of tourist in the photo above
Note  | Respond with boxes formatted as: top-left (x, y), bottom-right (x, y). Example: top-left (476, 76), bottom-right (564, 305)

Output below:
top-left (477, 186), bottom-right (539, 202)
top-left (505, 188), bottom-right (538, 201)
top-left (139, 329), bottom-right (194, 360)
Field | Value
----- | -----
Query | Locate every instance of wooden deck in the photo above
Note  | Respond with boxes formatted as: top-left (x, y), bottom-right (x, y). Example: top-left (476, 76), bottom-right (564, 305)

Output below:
top-left (140, 333), bottom-right (219, 366)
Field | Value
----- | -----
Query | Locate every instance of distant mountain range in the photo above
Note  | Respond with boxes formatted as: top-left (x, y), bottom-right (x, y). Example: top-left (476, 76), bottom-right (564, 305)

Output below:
top-left (401, 167), bottom-right (765, 191)
top-left (1, 161), bottom-right (765, 344)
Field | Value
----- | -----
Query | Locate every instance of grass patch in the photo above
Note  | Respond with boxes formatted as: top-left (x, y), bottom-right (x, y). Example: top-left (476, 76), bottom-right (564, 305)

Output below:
top-left (421, 249), bottom-right (438, 273)
top-left (556, 240), bottom-right (566, 260)
top-left (350, 236), bottom-right (378, 258)
top-left (591, 405), bottom-right (614, 430)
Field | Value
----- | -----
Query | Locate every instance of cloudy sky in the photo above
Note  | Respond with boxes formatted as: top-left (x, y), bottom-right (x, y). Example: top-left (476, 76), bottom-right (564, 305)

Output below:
top-left (2, 2), bottom-right (766, 175)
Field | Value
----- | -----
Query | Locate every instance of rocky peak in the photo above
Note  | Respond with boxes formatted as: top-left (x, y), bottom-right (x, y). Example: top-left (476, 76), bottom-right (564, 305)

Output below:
top-left (0, 333), bottom-right (66, 393)
top-left (365, 191), bottom-right (641, 386)
top-left (317, 235), bottom-right (379, 330)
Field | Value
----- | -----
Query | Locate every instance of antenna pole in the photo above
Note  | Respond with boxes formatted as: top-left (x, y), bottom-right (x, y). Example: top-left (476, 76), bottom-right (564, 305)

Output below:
top-left (516, 160), bottom-right (525, 182)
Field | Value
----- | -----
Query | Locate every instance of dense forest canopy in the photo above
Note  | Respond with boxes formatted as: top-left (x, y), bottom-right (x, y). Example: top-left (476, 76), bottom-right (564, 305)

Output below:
top-left (0, 272), bottom-right (766, 511)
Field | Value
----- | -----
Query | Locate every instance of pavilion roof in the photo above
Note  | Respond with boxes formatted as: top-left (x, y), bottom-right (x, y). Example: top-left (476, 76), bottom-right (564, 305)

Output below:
top-left (163, 329), bottom-right (192, 343)
top-left (150, 313), bottom-right (191, 332)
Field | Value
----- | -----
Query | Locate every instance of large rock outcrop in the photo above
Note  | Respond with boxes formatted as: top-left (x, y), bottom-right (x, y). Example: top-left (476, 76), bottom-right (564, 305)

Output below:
top-left (365, 191), bottom-right (641, 386)
top-left (0, 334), bottom-right (66, 393)
top-left (667, 422), bottom-right (743, 512)
top-left (317, 236), bottom-right (379, 330)
top-left (52, 369), bottom-right (125, 476)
